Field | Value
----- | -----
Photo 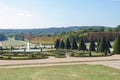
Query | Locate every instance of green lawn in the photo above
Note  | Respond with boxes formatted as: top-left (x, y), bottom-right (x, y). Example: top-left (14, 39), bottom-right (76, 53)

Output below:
top-left (1, 38), bottom-right (26, 47)
top-left (0, 64), bottom-right (120, 80)
top-left (1, 38), bottom-right (35, 47)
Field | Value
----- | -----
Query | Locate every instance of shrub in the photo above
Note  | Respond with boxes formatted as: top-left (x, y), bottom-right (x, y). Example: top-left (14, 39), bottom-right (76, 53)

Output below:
top-left (51, 50), bottom-right (66, 58)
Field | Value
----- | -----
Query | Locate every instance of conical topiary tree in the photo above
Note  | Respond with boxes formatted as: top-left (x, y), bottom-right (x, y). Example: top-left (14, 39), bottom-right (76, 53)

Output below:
top-left (98, 37), bottom-right (109, 55)
top-left (54, 39), bottom-right (60, 49)
top-left (59, 40), bottom-right (65, 49)
top-left (71, 38), bottom-right (78, 50)
top-left (89, 39), bottom-right (96, 51)
top-left (78, 37), bottom-right (86, 51)
top-left (0, 47), bottom-right (3, 51)
top-left (65, 38), bottom-right (71, 49)
top-left (106, 39), bottom-right (112, 53)
top-left (106, 39), bottom-right (112, 48)
top-left (89, 39), bottom-right (96, 56)
top-left (96, 38), bottom-right (100, 52)
top-left (113, 36), bottom-right (120, 54)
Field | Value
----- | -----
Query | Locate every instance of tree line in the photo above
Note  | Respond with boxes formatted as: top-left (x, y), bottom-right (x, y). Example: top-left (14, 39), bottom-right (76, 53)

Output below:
top-left (55, 35), bottom-right (120, 56)
top-left (62, 25), bottom-right (120, 43)
top-left (0, 33), bottom-right (7, 41)
top-left (0, 25), bottom-right (120, 42)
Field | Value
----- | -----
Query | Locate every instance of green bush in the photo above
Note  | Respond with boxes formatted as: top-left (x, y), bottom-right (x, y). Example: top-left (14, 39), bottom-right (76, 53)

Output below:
top-left (68, 50), bottom-right (90, 57)
top-left (0, 56), bottom-right (3, 59)
top-left (74, 53), bottom-right (81, 57)
top-left (27, 53), bottom-right (48, 59)
top-left (54, 54), bottom-right (66, 58)
top-left (50, 50), bottom-right (66, 58)
top-left (0, 52), bottom-right (49, 60)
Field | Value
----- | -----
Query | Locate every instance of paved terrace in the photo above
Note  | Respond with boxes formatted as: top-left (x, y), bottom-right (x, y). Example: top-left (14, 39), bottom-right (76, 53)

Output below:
top-left (0, 55), bottom-right (120, 69)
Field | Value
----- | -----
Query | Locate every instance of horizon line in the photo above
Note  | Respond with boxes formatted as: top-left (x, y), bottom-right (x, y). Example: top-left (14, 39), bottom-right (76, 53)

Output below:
top-left (0, 25), bottom-right (116, 29)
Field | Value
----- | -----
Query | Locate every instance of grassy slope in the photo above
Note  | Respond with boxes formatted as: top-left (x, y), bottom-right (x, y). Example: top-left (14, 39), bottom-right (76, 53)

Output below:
top-left (0, 64), bottom-right (120, 80)
top-left (1, 38), bottom-right (26, 47)
top-left (1, 38), bottom-right (35, 47)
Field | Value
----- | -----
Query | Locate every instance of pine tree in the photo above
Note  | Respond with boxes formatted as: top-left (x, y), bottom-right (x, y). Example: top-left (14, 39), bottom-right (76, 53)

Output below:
top-left (113, 36), bottom-right (120, 54)
top-left (54, 39), bottom-right (60, 49)
top-left (106, 39), bottom-right (112, 48)
top-left (98, 37), bottom-right (109, 55)
top-left (59, 40), bottom-right (65, 49)
top-left (96, 38), bottom-right (100, 52)
top-left (78, 37), bottom-right (86, 51)
top-left (106, 39), bottom-right (112, 53)
top-left (65, 38), bottom-right (71, 49)
top-left (71, 38), bottom-right (78, 50)
top-left (89, 39), bottom-right (96, 51)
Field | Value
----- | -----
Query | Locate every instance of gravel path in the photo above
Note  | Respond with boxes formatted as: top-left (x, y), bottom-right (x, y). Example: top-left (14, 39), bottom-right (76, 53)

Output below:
top-left (0, 54), bottom-right (120, 69)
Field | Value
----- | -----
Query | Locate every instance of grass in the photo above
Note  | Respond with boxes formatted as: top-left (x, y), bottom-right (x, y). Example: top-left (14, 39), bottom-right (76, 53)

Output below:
top-left (1, 38), bottom-right (26, 47)
top-left (1, 38), bottom-right (35, 47)
top-left (11, 56), bottom-right (29, 59)
top-left (0, 64), bottom-right (120, 80)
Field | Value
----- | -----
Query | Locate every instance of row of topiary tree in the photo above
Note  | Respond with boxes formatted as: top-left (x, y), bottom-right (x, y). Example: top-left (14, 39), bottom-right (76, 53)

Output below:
top-left (55, 35), bottom-right (120, 55)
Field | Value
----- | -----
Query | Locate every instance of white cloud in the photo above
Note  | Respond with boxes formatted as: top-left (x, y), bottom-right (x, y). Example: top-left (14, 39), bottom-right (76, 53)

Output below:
top-left (16, 13), bottom-right (33, 17)
top-left (0, 3), bottom-right (33, 17)
top-left (0, 3), bottom-right (34, 29)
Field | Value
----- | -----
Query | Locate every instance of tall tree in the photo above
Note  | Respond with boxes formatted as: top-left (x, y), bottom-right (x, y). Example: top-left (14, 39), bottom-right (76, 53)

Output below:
top-left (98, 37), bottom-right (109, 55)
top-left (59, 40), bottom-right (65, 49)
top-left (54, 39), bottom-right (60, 49)
top-left (89, 39), bottom-right (96, 56)
top-left (113, 36), bottom-right (120, 54)
top-left (78, 37), bottom-right (86, 51)
top-left (65, 38), bottom-right (71, 49)
top-left (89, 39), bottom-right (96, 51)
top-left (96, 38), bottom-right (100, 52)
top-left (106, 39), bottom-right (112, 48)
top-left (106, 39), bottom-right (112, 53)
top-left (71, 38), bottom-right (78, 50)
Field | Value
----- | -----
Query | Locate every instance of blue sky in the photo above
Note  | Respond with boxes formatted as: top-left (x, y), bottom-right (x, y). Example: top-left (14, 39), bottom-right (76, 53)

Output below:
top-left (0, 0), bottom-right (120, 29)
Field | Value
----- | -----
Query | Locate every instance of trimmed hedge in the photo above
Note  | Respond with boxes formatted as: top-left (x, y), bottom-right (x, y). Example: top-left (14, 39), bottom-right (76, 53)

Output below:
top-left (0, 52), bottom-right (48, 60)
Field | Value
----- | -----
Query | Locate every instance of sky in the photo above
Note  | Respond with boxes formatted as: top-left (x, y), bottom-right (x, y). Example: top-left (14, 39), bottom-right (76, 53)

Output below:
top-left (0, 0), bottom-right (120, 29)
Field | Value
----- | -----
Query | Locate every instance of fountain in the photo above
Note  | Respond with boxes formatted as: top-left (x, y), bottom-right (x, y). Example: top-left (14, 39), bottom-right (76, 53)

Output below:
top-left (12, 41), bottom-right (48, 52)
